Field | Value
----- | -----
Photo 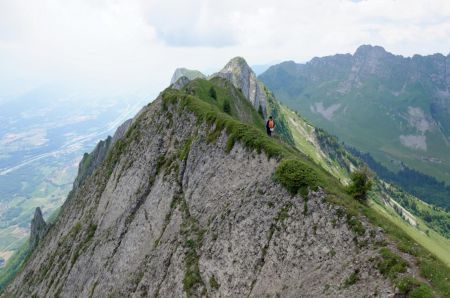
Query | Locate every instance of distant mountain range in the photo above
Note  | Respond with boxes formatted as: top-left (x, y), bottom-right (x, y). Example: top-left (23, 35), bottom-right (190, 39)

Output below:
top-left (259, 45), bottom-right (450, 209)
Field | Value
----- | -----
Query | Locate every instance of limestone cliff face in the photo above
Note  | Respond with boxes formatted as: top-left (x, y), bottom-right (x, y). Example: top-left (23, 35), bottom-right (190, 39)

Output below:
top-left (5, 94), bottom-right (394, 297)
top-left (214, 57), bottom-right (268, 116)
top-left (73, 119), bottom-right (132, 189)
top-left (29, 207), bottom-right (48, 251)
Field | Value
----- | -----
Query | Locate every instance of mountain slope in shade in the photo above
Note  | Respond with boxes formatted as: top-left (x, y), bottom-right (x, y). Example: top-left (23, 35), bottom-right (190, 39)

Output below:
top-left (259, 45), bottom-right (450, 188)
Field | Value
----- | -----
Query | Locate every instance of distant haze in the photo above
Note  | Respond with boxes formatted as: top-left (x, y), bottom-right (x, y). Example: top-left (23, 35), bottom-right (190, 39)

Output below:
top-left (1, 0), bottom-right (450, 99)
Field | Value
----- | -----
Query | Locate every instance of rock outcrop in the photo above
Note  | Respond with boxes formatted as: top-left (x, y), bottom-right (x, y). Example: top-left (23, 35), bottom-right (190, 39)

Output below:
top-left (29, 207), bottom-right (48, 251)
top-left (170, 68), bottom-right (205, 85)
top-left (214, 57), bottom-right (268, 116)
top-left (73, 119), bottom-right (132, 189)
top-left (171, 76), bottom-right (191, 90)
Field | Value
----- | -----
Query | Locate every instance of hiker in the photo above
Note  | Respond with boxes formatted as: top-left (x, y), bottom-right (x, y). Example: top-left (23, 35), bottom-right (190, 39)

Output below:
top-left (266, 116), bottom-right (275, 136)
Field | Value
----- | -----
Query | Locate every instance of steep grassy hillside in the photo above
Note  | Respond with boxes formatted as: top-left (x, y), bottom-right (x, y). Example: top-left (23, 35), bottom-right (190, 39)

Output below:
top-left (259, 45), bottom-right (450, 211)
top-left (269, 88), bottom-right (450, 269)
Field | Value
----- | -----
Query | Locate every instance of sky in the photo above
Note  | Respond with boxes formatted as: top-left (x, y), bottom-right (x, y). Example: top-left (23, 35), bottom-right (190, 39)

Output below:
top-left (1, 0), bottom-right (450, 100)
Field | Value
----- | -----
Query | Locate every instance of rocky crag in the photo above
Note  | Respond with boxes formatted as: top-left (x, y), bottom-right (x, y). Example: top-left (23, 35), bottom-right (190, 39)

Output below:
top-left (214, 57), bottom-right (268, 117)
top-left (171, 68), bottom-right (206, 85)
top-left (29, 207), bottom-right (48, 251)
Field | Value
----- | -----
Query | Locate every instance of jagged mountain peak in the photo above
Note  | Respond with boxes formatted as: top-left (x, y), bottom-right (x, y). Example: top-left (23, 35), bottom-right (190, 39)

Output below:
top-left (171, 75), bottom-right (191, 90)
top-left (213, 57), bottom-right (268, 115)
top-left (29, 207), bottom-right (47, 251)
top-left (217, 57), bottom-right (258, 82)
top-left (170, 68), bottom-right (205, 85)
top-left (221, 56), bottom-right (251, 71)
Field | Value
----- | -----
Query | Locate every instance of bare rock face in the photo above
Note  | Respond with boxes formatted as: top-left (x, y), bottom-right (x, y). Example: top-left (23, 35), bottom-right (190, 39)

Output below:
top-left (29, 207), bottom-right (48, 251)
top-left (5, 95), bottom-right (394, 297)
top-left (170, 68), bottom-right (206, 85)
top-left (214, 57), bottom-right (268, 116)
top-left (72, 137), bottom-right (112, 190)
top-left (171, 76), bottom-right (191, 90)
top-left (73, 119), bottom-right (132, 189)
top-left (111, 118), bottom-right (132, 144)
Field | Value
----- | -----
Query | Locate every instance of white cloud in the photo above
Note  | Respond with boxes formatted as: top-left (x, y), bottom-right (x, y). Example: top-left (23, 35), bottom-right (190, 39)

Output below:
top-left (0, 0), bottom-right (449, 99)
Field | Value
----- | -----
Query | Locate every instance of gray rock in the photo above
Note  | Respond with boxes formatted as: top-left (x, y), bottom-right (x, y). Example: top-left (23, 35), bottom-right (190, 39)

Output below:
top-left (111, 118), bottom-right (132, 145)
top-left (213, 57), bottom-right (267, 116)
top-left (170, 68), bottom-right (206, 84)
top-left (171, 76), bottom-right (191, 90)
top-left (73, 118), bottom-right (132, 189)
top-left (29, 207), bottom-right (47, 251)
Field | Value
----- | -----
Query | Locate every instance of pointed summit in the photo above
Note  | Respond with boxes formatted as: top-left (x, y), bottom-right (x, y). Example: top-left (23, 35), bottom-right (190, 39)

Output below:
top-left (214, 57), bottom-right (267, 116)
top-left (29, 207), bottom-right (48, 250)
top-left (170, 68), bottom-right (205, 85)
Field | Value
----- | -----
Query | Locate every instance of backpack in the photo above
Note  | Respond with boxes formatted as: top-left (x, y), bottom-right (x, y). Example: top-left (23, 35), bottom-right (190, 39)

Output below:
top-left (268, 119), bottom-right (274, 129)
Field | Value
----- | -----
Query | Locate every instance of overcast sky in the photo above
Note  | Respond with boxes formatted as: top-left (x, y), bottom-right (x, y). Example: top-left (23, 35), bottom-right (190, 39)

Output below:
top-left (1, 0), bottom-right (450, 99)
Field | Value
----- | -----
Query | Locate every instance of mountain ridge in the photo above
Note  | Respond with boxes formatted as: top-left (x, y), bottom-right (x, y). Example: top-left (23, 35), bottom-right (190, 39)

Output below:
top-left (3, 82), bottom-right (395, 297)
top-left (2, 57), bottom-right (449, 297)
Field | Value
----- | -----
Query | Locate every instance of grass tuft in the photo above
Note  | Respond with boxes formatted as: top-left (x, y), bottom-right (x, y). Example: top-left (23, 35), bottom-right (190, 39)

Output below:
top-left (377, 247), bottom-right (407, 280)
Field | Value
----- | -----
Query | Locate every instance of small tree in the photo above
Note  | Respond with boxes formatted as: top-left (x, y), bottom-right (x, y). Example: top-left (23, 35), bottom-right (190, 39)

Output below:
top-left (347, 168), bottom-right (372, 201)
top-left (209, 87), bottom-right (217, 100)
top-left (223, 100), bottom-right (231, 114)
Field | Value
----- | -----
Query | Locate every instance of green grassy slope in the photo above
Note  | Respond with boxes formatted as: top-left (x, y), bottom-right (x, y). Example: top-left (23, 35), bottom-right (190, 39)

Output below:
top-left (262, 74), bottom-right (450, 183)
top-left (182, 77), bottom-right (264, 129)
top-left (269, 85), bottom-right (450, 264)
top-left (259, 49), bottom-right (450, 211)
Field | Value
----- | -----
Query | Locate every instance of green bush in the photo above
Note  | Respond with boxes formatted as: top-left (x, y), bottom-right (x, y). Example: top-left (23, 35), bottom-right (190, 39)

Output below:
top-left (410, 284), bottom-right (434, 298)
top-left (274, 159), bottom-right (318, 195)
top-left (347, 169), bottom-right (372, 201)
top-left (223, 100), bottom-right (231, 114)
top-left (396, 276), bottom-right (420, 294)
top-left (209, 87), bottom-right (217, 100)
top-left (377, 248), bottom-right (407, 279)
